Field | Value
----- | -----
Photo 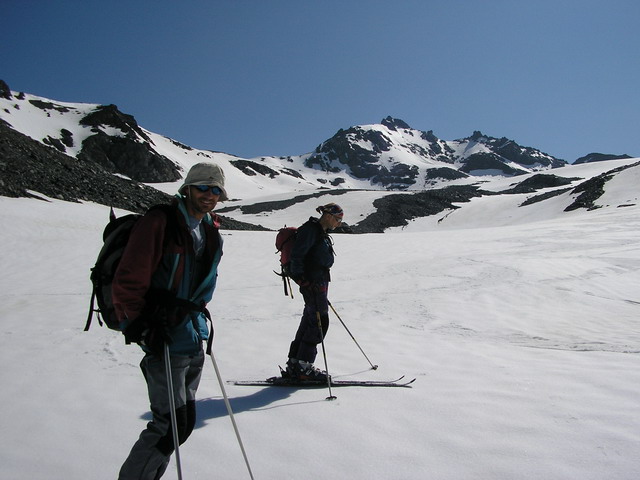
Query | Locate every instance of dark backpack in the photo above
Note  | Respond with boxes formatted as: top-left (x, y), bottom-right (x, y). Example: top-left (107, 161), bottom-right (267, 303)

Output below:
top-left (85, 204), bottom-right (176, 332)
top-left (274, 226), bottom-right (297, 297)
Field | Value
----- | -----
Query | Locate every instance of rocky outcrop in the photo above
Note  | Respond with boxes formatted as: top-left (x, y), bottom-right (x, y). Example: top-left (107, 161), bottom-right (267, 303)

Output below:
top-left (0, 121), bottom-right (265, 230)
top-left (0, 80), bottom-right (12, 100)
top-left (381, 116), bottom-right (411, 130)
top-left (459, 152), bottom-right (529, 176)
top-left (0, 121), bottom-right (171, 211)
top-left (565, 161), bottom-right (640, 211)
top-left (501, 174), bottom-right (579, 194)
top-left (573, 153), bottom-right (633, 164)
top-left (352, 185), bottom-right (490, 233)
top-left (78, 132), bottom-right (181, 182)
top-left (77, 104), bottom-right (181, 183)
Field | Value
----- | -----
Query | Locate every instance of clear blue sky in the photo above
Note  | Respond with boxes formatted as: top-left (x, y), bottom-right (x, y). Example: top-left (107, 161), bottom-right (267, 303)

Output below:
top-left (3, 0), bottom-right (639, 162)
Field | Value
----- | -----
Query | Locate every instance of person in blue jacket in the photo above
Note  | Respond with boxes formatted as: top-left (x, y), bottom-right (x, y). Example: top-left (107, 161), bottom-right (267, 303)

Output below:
top-left (285, 203), bottom-right (344, 381)
top-left (113, 162), bottom-right (227, 480)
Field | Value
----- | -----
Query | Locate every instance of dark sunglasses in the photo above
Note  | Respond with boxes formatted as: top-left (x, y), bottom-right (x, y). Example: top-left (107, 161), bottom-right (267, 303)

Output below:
top-left (193, 185), bottom-right (223, 195)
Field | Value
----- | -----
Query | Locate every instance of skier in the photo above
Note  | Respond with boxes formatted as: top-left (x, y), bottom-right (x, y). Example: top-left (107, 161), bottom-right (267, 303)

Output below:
top-left (113, 162), bottom-right (226, 480)
top-left (284, 203), bottom-right (344, 381)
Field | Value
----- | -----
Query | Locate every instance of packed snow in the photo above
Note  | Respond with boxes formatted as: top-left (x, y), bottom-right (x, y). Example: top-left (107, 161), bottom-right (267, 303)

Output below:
top-left (1, 158), bottom-right (639, 479)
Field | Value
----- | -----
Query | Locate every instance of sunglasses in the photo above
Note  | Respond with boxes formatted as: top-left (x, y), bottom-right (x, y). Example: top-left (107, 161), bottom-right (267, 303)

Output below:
top-left (193, 185), bottom-right (223, 195)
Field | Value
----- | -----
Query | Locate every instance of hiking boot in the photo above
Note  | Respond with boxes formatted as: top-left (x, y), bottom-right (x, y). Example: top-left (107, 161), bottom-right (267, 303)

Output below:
top-left (285, 358), bottom-right (328, 381)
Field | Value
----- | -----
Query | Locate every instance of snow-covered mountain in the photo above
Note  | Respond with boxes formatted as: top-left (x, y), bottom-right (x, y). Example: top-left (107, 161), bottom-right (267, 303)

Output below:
top-left (0, 80), bottom-right (568, 192)
top-left (1, 79), bottom-right (638, 233)
top-left (303, 116), bottom-right (567, 189)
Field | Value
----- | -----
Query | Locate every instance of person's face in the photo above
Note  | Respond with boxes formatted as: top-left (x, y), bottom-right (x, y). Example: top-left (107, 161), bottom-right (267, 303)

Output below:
top-left (185, 185), bottom-right (221, 219)
top-left (326, 212), bottom-right (343, 230)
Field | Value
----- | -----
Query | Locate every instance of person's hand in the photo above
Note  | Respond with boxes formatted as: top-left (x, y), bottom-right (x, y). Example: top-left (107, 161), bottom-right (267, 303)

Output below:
top-left (123, 317), bottom-right (146, 344)
top-left (140, 325), bottom-right (172, 354)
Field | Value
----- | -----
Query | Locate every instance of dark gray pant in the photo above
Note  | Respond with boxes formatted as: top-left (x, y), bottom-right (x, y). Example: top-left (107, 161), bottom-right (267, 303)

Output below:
top-left (288, 283), bottom-right (329, 363)
top-left (118, 350), bottom-right (205, 480)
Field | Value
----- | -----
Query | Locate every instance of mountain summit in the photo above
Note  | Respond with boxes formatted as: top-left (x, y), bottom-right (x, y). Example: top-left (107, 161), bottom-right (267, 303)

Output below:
top-left (305, 117), bottom-right (566, 189)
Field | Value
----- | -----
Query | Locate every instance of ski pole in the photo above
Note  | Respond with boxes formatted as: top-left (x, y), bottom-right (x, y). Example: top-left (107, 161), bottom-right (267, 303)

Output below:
top-left (316, 311), bottom-right (337, 401)
top-left (209, 350), bottom-right (256, 480)
top-left (163, 342), bottom-right (184, 480)
top-left (328, 301), bottom-right (378, 370)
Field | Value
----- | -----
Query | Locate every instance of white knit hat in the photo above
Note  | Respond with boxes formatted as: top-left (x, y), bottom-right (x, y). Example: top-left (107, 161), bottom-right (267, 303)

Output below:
top-left (179, 162), bottom-right (228, 201)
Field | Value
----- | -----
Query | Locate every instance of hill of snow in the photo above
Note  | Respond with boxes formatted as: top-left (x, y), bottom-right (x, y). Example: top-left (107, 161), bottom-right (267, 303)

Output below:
top-left (1, 81), bottom-right (639, 478)
top-left (0, 159), bottom-right (638, 478)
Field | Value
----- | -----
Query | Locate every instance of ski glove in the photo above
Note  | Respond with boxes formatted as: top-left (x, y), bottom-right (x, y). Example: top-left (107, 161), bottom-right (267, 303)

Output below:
top-left (122, 314), bottom-right (172, 354)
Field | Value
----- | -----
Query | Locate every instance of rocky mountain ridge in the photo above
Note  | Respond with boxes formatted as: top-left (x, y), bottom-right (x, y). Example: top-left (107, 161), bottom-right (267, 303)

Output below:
top-left (304, 115), bottom-right (568, 189)
top-left (1, 79), bottom-right (637, 232)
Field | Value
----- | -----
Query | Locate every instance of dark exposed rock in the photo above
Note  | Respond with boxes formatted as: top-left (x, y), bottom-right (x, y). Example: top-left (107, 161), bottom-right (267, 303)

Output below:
top-left (306, 125), bottom-right (421, 187)
top-left (372, 163), bottom-right (419, 188)
top-left (75, 104), bottom-right (182, 183)
top-left (29, 99), bottom-right (73, 113)
top-left (168, 138), bottom-right (193, 151)
top-left (420, 130), bottom-right (439, 143)
top-left (60, 129), bottom-right (74, 148)
top-left (425, 167), bottom-right (468, 181)
top-left (520, 188), bottom-right (572, 206)
top-left (230, 159), bottom-right (280, 178)
top-left (565, 176), bottom-right (608, 211)
top-left (0, 80), bottom-right (13, 100)
top-left (573, 153), bottom-right (633, 164)
top-left (463, 131), bottom-right (566, 168)
top-left (501, 174), bottom-right (579, 194)
top-left (41, 128), bottom-right (74, 153)
top-left (0, 120), bottom-right (171, 211)
top-left (352, 185), bottom-right (489, 233)
top-left (381, 116), bottom-right (411, 130)
top-left (217, 215), bottom-right (269, 231)
top-left (459, 152), bottom-right (528, 176)
top-left (217, 189), bottom-right (352, 232)
top-left (78, 131), bottom-right (181, 183)
top-left (42, 135), bottom-right (67, 153)
top-left (565, 161), bottom-right (640, 211)
top-left (218, 189), bottom-right (349, 216)
top-left (0, 121), bottom-right (264, 230)
top-left (80, 104), bottom-right (149, 141)
top-left (281, 167), bottom-right (304, 179)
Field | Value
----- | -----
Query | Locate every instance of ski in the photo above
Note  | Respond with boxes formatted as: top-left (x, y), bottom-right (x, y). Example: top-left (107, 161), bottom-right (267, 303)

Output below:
top-left (229, 375), bottom-right (415, 388)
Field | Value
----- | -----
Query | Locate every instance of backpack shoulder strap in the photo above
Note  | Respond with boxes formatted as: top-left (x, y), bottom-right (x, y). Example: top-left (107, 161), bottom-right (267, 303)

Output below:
top-left (148, 203), bottom-right (182, 247)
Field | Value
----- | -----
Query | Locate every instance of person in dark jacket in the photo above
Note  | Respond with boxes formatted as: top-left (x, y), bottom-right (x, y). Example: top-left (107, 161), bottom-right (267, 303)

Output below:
top-left (285, 203), bottom-right (344, 381)
top-left (113, 162), bottom-right (227, 480)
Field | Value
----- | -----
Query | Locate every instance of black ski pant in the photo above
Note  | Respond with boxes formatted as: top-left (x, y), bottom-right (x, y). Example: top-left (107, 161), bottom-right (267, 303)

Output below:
top-left (288, 283), bottom-right (329, 363)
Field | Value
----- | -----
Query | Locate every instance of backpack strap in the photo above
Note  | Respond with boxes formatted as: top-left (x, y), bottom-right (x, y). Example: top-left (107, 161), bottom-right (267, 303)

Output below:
top-left (203, 307), bottom-right (214, 356)
top-left (84, 289), bottom-right (99, 331)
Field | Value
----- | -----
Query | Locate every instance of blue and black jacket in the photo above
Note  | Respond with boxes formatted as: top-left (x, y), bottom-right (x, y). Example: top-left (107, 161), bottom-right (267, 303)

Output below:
top-left (113, 196), bottom-right (223, 356)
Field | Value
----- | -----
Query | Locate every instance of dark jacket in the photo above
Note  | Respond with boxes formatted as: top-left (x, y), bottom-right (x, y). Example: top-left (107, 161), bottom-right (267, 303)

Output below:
top-left (289, 217), bottom-right (334, 283)
top-left (112, 197), bottom-right (223, 355)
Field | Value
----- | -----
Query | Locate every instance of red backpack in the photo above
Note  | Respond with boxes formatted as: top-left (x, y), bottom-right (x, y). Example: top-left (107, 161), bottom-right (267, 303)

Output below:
top-left (275, 226), bottom-right (297, 297)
